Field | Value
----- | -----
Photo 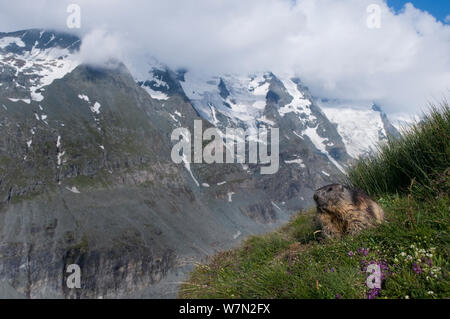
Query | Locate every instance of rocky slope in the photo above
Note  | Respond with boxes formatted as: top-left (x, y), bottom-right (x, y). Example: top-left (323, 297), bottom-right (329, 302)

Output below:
top-left (0, 29), bottom-right (399, 298)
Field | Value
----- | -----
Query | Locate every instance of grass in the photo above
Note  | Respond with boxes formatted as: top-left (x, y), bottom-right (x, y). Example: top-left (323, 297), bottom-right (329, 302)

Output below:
top-left (179, 104), bottom-right (450, 299)
top-left (347, 102), bottom-right (449, 197)
top-left (179, 193), bottom-right (449, 299)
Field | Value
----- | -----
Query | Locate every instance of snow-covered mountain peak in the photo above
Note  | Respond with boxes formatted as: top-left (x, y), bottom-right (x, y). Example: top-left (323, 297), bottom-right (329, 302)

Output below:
top-left (0, 29), bottom-right (81, 103)
top-left (278, 77), bottom-right (313, 119)
top-left (319, 101), bottom-right (399, 158)
top-left (178, 71), bottom-right (273, 128)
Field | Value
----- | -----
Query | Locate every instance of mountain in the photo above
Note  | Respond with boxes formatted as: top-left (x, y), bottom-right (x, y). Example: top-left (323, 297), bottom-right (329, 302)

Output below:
top-left (0, 29), bottom-right (399, 298)
top-left (318, 100), bottom-right (400, 158)
top-left (0, 29), bottom-right (80, 103)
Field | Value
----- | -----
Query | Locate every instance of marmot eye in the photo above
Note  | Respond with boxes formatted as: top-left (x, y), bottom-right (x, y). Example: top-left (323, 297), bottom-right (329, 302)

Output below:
top-left (327, 187), bottom-right (333, 192)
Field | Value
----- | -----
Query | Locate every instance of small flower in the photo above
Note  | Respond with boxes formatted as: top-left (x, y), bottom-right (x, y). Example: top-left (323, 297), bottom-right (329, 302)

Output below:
top-left (347, 251), bottom-right (354, 257)
top-left (358, 247), bottom-right (369, 256)
top-left (336, 294), bottom-right (342, 299)
top-left (405, 295), bottom-right (410, 299)
top-left (379, 261), bottom-right (390, 270)
top-left (367, 288), bottom-right (381, 299)
top-left (401, 252), bottom-right (406, 257)
top-left (412, 263), bottom-right (423, 274)
top-left (427, 291), bottom-right (434, 295)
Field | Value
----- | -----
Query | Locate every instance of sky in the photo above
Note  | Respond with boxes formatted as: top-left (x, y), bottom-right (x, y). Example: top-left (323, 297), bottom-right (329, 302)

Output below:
top-left (0, 0), bottom-right (449, 122)
top-left (387, 0), bottom-right (450, 23)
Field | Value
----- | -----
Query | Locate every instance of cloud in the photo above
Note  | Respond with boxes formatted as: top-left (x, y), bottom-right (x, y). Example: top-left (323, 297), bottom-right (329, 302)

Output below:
top-left (445, 15), bottom-right (450, 24)
top-left (78, 29), bottom-right (127, 67)
top-left (0, 0), bottom-right (449, 119)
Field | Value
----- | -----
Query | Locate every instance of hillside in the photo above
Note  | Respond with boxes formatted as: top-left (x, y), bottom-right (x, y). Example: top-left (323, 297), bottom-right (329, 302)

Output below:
top-left (179, 104), bottom-right (450, 299)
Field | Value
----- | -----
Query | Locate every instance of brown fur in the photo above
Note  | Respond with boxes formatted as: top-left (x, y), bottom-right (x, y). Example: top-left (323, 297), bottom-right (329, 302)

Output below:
top-left (313, 184), bottom-right (384, 239)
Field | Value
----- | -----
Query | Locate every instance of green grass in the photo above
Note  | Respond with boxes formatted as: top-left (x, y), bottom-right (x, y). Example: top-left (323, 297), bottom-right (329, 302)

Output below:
top-left (179, 192), bottom-right (449, 299)
top-left (179, 104), bottom-right (450, 299)
top-left (347, 102), bottom-right (449, 198)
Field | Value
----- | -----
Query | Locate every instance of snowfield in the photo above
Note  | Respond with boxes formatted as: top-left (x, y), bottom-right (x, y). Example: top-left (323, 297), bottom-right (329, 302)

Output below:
top-left (0, 33), bottom-right (80, 103)
top-left (322, 107), bottom-right (386, 158)
top-left (180, 71), bottom-right (272, 132)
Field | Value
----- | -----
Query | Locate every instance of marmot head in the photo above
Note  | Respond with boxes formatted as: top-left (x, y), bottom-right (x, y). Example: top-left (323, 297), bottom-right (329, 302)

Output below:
top-left (313, 184), bottom-right (350, 211)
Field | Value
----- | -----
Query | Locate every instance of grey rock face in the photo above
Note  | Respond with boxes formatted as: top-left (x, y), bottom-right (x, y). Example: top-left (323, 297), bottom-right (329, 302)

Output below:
top-left (372, 104), bottom-right (401, 139)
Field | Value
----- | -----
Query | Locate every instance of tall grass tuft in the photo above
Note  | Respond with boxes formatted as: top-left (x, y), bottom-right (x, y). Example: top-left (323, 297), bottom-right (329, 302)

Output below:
top-left (348, 101), bottom-right (450, 197)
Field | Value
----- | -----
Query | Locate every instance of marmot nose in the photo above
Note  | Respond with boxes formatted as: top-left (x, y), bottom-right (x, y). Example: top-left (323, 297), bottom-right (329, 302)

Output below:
top-left (313, 194), bottom-right (318, 202)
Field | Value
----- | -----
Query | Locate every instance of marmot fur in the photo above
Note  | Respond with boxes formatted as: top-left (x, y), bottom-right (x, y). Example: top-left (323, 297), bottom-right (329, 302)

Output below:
top-left (313, 184), bottom-right (384, 239)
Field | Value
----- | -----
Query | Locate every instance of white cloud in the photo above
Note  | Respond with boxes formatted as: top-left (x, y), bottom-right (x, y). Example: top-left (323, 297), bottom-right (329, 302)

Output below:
top-left (0, 0), bottom-right (449, 118)
top-left (78, 29), bottom-right (127, 67)
top-left (445, 15), bottom-right (450, 24)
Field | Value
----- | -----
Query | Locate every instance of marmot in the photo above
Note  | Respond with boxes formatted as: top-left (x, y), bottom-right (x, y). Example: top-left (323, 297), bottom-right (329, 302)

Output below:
top-left (313, 184), bottom-right (384, 239)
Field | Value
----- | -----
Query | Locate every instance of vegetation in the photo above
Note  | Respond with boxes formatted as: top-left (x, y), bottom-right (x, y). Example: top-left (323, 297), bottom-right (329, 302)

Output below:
top-left (348, 102), bottom-right (449, 197)
top-left (179, 104), bottom-right (450, 299)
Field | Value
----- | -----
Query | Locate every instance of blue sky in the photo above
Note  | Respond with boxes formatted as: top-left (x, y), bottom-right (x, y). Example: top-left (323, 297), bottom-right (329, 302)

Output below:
top-left (387, 0), bottom-right (450, 23)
